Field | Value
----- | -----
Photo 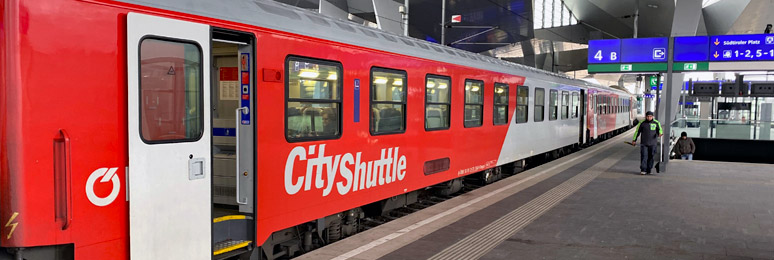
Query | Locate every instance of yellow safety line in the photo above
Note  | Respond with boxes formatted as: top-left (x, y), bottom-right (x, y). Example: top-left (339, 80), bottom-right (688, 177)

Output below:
top-left (213, 215), bottom-right (246, 223)
top-left (213, 241), bottom-right (251, 256)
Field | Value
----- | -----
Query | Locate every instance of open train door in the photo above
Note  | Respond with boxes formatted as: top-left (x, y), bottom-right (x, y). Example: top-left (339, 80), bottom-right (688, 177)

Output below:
top-left (127, 13), bottom-right (212, 259)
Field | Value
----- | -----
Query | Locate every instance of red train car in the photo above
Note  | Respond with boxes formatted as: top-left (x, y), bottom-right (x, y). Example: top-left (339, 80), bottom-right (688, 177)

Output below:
top-left (0, 0), bottom-right (635, 259)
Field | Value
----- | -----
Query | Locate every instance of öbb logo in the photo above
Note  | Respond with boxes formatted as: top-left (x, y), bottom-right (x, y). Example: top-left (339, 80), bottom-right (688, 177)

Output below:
top-left (86, 168), bottom-right (121, 206)
top-left (284, 145), bottom-right (407, 196)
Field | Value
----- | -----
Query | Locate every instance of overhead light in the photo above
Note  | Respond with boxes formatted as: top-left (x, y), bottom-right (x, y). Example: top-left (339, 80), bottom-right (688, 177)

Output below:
top-left (327, 73), bottom-right (337, 80)
top-left (647, 4), bottom-right (658, 8)
top-left (373, 77), bottom-right (388, 84)
top-left (496, 88), bottom-right (505, 94)
top-left (427, 82), bottom-right (436, 88)
top-left (393, 79), bottom-right (403, 86)
top-left (299, 70), bottom-right (319, 79)
top-left (438, 83), bottom-right (448, 89)
top-left (472, 86), bottom-right (480, 92)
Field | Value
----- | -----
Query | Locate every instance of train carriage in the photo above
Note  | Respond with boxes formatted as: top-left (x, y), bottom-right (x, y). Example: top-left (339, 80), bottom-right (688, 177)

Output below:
top-left (0, 0), bottom-right (635, 259)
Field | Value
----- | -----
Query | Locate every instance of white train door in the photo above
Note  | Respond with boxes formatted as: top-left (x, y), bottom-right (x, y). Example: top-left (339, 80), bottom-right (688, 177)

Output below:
top-left (127, 13), bottom-right (211, 259)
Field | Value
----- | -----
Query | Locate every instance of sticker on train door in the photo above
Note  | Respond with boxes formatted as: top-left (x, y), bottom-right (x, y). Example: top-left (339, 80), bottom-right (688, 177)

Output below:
top-left (240, 53), bottom-right (250, 125)
top-left (354, 79), bottom-right (360, 123)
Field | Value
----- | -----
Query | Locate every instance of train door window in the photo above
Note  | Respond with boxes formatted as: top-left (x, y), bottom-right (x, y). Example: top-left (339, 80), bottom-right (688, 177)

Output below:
top-left (371, 67), bottom-right (407, 134)
top-left (139, 38), bottom-right (203, 143)
top-left (534, 88), bottom-right (545, 122)
top-left (561, 91), bottom-right (569, 119)
top-left (494, 83), bottom-right (510, 125)
top-left (285, 57), bottom-right (342, 141)
top-left (425, 75), bottom-right (451, 130)
top-left (571, 92), bottom-right (579, 118)
top-left (464, 79), bottom-right (484, 127)
top-left (549, 89), bottom-right (558, 121)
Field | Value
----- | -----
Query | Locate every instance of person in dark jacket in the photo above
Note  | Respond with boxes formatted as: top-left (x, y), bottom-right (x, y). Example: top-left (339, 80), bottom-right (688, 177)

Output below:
top-left (674, 131), bottom-right (695, 160)
top-left (632, 111), bottom-right (663, 175)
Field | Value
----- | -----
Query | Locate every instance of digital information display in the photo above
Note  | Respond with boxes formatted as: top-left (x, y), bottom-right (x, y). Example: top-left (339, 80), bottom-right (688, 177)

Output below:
top-left (587, 39), bottom-right (621, 64)
top-left (673, 36), bottom-right (710, 61)
top-left (709, 34), bottom-right (774, 61)
top-left (621, 37), bottom-right (668, 63)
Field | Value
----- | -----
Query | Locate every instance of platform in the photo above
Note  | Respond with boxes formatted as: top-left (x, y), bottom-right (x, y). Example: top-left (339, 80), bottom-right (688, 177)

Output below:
top-left (298, 129), bottom-right (774, 260)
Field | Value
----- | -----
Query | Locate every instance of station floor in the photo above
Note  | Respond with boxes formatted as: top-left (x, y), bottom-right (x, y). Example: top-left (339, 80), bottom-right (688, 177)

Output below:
top-left (298, 129), bottom-right (774, 260)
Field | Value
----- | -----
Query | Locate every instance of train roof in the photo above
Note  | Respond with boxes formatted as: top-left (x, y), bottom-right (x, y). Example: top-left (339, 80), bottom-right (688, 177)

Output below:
top-left (114, 0), bottom-right (629, 95)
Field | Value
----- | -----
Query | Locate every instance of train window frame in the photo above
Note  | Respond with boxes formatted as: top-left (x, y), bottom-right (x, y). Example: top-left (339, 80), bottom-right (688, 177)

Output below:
top-left (464, 79), bottom-right (485, 128)
top-left (370, 67), bottom-right (408, 135)
top-left (549, 89), bottom-right (558, 121)
top-left (138, 36), bottom-right (204, 144)
top-left (494, 83), bottom-right (510, 125)
top-left (284, 56), bottom-right (343, 143)
top-left (425, 74), bottom-right (452, 131)
top-left (514, 85), bottom-right (529, 124)
top-left (561, 91), bottom-right (569, 120)
top-left (534, 88), bottom-right (545, 122)
top-left (571, 92), bottom-right (579, 119)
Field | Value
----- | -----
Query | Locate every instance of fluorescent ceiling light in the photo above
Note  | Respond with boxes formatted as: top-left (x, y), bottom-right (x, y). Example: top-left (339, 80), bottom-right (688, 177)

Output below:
top-left (393, 79), bottom-right (403, 86)
top-left (427, 82), bottom-right (436, 88)
top-left (299, 70), bottom-right (319, 79)
top-left (374, 77), bottom-right (388, 84)
top-left (327, 73), bottom-right (337, 80)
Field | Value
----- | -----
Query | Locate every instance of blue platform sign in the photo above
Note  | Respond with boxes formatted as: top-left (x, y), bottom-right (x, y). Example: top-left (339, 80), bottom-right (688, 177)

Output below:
top-left (621, 37), bottom-right (668, 63)
top-left (709, 34), bottom-right (774, 61)
top-left (587, 39), bottom-right (621, 64)
top-left (673, 36), bottom-right (710, 61)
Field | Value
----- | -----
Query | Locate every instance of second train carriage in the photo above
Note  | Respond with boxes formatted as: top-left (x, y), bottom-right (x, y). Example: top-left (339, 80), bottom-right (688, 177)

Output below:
top-left (0, 0), bottom-right (636, 259)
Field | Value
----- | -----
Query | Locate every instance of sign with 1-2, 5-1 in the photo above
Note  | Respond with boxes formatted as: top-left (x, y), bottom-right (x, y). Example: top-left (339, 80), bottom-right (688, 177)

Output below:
top-left (710, 34), bottom-right (774, 61)
top-left (588, 39), bottom-right (620, 64)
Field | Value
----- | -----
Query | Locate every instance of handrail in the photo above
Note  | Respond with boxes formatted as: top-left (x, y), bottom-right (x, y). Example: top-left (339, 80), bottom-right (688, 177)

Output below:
top-left (54, 129), bottom-right (73, 230)
top-left (235, 107), bottom-right (248, 205)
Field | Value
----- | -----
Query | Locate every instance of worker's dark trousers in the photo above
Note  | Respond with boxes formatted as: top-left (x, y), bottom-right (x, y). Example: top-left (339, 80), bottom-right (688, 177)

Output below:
top-left (640, 144), bottom-right (657, 173)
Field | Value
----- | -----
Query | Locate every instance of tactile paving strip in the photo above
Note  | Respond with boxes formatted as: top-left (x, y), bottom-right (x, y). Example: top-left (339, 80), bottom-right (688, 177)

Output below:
top-left (428, 146), bottom-right (630, 260)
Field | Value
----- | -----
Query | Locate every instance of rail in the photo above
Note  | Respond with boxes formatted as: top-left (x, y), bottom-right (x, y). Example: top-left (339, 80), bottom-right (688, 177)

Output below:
top-left (670, 118), bottom-right (774, 141)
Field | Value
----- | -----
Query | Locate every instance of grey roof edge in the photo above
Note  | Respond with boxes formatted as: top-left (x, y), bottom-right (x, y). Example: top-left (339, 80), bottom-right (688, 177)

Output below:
top-left (116, 0), bottom-right (624, 94)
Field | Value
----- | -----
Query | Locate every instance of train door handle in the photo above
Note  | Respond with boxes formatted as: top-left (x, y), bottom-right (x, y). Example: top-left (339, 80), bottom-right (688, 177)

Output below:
top-left (54, 129), bottom-right (73, 230)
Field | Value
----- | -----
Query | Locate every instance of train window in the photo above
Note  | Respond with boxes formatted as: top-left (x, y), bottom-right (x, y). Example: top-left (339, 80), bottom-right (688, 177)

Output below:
top-left (561, 91), bottom-right (569, 119)
top-left (597, 95), bottom-right (601, 114)
top-left (139, 38), bottom-right (203, 143)
top-left (549, 89), bottom-right (558, 121)
top-left (425, 75), bottom-right (451, 130)
top-left (285, 57), bottom-right (342, 142)
top-left (571, 92), bottom-right (579, 118)
top-left (513, 85), bottom-right (528, 124)
top-left (464, 79), bottom-right (484, 127)
top-left (371, 68), bottom-right (407, 135)
top-left (534, 88), bottom-right (545, 122)
top-left (494, 83), bottom-right (510, 125)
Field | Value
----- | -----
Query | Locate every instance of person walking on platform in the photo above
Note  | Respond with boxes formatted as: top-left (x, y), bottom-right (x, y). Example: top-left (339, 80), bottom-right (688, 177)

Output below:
top-left (674, 131), bottom-right (695, 160)
top-left (632, 111), bottom-right (663, 175)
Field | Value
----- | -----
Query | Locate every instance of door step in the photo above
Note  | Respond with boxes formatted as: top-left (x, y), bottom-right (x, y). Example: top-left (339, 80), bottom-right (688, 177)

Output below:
top-left (213, 214), bottom-right (253, 258)
top-left (214, 239), bottom-right (251, 256)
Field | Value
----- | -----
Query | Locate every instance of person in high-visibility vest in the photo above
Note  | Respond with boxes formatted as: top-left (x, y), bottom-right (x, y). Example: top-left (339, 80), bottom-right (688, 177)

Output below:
top-left (632, 111), bottom-right (663, 175)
